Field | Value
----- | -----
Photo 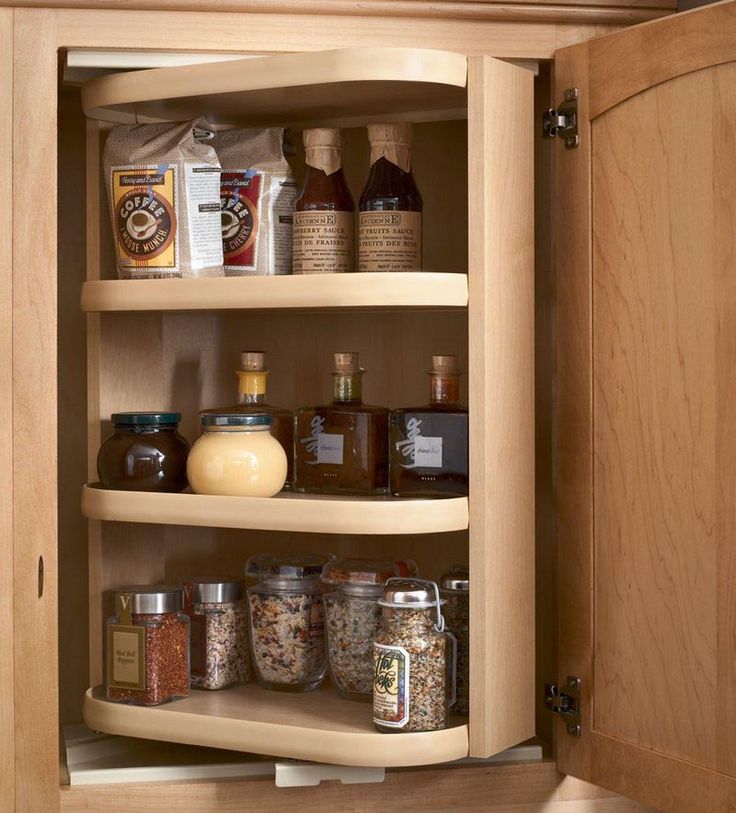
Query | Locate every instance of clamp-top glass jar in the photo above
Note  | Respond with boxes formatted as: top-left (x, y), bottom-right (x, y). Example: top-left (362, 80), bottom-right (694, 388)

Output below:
top-left (182, 577), bottom-right (249, 691)
top-left (440, 566), bottom-right (469, 715)
top-left (187, 413), bottom-right (288, 497)
top-left (246, 554), bottom-right (328, 692)
top-left (106, 585), bottom-right (190, 706)
top-left (322, 557), bottom-right (401, 700)
top-left (97, 412), bottom-right (189, 492)
top-left (373, 578), bottom-right (453, 733)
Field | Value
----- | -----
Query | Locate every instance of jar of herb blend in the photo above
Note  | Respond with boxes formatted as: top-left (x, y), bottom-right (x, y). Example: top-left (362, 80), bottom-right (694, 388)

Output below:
top-left (322, 558), bottom-right (401, 700)
top-left (440, 566), bottom-right (469, 715)
top-left (182, 577), bottom-right (249, 691)
top-left (373, 578), bottom-right (454, 733)
top-left (246, 554), bottom-right (328, 692)
top-left (106, 586), bottom-right (190, 706)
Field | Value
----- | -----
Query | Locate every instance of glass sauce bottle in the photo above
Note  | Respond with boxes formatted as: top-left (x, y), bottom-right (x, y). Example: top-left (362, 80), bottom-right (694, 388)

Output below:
top-left (389, 355), bottom-right (468, 497)
top-left (293, 128), bottom-right (355, 274)
top-left (359, 122), bottom-right (422, 273)
top-left (202, 351), bottom-right (293, 487)
top-left (294, 351), bottom-right (389, 495)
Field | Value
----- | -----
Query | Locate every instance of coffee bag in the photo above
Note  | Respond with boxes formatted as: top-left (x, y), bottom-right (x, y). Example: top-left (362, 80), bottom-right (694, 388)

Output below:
top-left (104, 119), bottom-right (224, 279)
top-left (214, 128), bottom-right (297, 276)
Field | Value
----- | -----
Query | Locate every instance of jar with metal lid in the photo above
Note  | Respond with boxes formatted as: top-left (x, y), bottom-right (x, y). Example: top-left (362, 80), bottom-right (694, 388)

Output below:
top-left (440, 565), bottom-right (469, 715)
top-left (373, 578), bottom-right (454, 732)
top-left (246, 554), bottom-right (328, 692)
top-left (97, 412), bottom-right (190, 492)
top-left (106, 586), bottom-right (190, 706)
top-left (322, 557), bottom-right (402, 700)
top-left (182, 577), bottom-right (249, 691)
top-left (187, 413), bottom-right (288, 497)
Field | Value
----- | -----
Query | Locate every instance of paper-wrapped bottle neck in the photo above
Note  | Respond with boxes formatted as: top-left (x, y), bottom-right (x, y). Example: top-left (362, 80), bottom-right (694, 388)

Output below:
top-left (305, 146), bottom-right (342, 176)
top-left (368, 123), bottom-right (413, 172)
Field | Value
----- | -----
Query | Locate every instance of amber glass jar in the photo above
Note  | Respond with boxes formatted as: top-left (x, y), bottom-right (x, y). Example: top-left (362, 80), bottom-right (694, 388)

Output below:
top-left (97, 413), bottom-right (189, 492)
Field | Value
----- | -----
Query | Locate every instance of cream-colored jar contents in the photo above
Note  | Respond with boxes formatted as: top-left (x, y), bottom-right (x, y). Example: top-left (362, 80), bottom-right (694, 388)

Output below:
top-left (187, 423), bottom-right (287, 497)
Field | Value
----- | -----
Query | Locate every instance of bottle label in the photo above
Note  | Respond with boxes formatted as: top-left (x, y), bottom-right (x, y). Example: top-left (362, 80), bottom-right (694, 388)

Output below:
top-left (184, 163), bottom-right (224, 272)
top-left (358, 211), bottom-right (421, 272)
top-left (107, 592), bottom-right (146, 691)
top-left (111, 166), bottom-right (178, 273)
top-left (373, 643), bottom-right (410, 727)
top-left (316, 433), bottom-right (344, 465)
top-left (309, 600), bottom-right (325, 638)
top-left (396, 418), bottom-right (443, 469)
top-left (293, 210), bottom-right (354, 274)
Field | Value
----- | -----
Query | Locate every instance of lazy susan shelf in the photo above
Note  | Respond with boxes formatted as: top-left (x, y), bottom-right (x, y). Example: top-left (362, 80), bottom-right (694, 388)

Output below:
top-left (81, 47), bottom-right (468, 125)
top-left (80, 273), bottom-right (468, 313)
top-left (83, 686), bottom-right (469, 768)
top-left (81, 485), bottom-right (469, 535)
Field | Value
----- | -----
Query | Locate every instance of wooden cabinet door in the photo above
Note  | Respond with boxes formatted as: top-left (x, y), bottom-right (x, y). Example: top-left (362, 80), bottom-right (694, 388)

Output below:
top-left (555, 2), bottom-right (736, 810)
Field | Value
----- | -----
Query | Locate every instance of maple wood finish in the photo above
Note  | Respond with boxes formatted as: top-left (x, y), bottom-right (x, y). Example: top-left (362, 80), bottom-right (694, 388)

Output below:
top-left (555, 2), bottom-right (736, 810)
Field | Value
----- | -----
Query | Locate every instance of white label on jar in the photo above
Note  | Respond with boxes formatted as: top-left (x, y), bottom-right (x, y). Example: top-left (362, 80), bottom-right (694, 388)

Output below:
top-left (373, 643), bottom-right (410, 728)
top-left (184, 163), bottom-right (225, 271)
top-left (414, 436), bottom-right (443, 468)
top-left (317, 433), bottom-right (344, 465)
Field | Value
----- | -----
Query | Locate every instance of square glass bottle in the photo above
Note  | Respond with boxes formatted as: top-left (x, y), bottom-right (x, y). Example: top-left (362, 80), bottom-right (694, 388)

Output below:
top-left (294, 352), bottom-right (388, 495)
top-left (389, 355), bottom-right (468, 497)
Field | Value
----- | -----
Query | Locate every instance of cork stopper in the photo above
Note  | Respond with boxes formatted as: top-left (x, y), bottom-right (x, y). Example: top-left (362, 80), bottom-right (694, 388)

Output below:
top-left (333, 352), bottom-right (361, 373)
top-left (303, 127), bottom-right (343, 176)
top-left (367, 122), bottom-right (413, 172)
top-left (240, 351), bottom-right (266, 371)
top-left (430, 355), bottom-right (459, 374)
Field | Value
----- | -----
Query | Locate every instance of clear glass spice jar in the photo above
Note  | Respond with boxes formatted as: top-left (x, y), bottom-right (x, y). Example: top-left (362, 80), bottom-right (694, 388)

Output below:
top-left (440, 566), bottom-right (469, 715)
top-left (246, 554), bottom-right (328, 692)
top-left (187, 413), bottom-right (288, 497)
top-left (373, 578), bottom-right (454, 733)
top-left (106, 586), bottom-right (190, 706)
top-left (182, 577), bottom-right (250, 691)
top-left (322, 558), bottom-right (401, 701)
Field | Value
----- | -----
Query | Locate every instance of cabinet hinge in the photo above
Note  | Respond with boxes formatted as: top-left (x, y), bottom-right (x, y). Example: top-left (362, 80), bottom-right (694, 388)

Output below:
top-left (543, 88), bottom-right (579, 149)
top-left (544, 676), bottom-right (582, 737)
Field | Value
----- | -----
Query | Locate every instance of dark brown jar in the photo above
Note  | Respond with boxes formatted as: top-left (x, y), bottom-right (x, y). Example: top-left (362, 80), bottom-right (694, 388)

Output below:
top-left (97, 413), bottom-right (189, 492)
top-left (293, 128), bottom-right (355, 274)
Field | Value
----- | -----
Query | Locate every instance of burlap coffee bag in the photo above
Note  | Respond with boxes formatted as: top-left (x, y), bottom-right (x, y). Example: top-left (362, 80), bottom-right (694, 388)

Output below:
top-left (214, 128), bottom-right (297, 276)
top-left (104, 119), bottom-right (224, 279)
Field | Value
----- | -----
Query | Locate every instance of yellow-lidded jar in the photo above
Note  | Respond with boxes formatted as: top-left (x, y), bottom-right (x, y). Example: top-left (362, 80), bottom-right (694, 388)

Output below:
top-left (187, 413), bottom-right (287, 497)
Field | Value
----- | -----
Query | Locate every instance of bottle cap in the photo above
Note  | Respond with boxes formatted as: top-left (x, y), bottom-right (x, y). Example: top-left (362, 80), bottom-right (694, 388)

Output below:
top-left (333, 352), bottom-right (362, 373)
top-left (303, 127), bottom-right (343, 175)
top-left (114, 585), bottom-right (183, 615)
top-left (367, 122), bottom-right (412, 172)
top-left (246, 554), bottom-right (329, 580)
top-left (439, 565), bottom-right (469, 592)
top-left (240, 351), bottom-right (266, 371)
top-left (111, 412), bottom-right (181, 427)
top-left (182, 577), bottom-right (243, 604)
top-left (200, 413), bottom-right (273, 428)
top-left (430, 355), bottom-right (460, 374)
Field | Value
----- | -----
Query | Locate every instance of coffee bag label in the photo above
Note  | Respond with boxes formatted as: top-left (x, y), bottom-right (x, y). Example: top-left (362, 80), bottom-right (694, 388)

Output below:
top-left (184, 163), bottom-right (224, 272)
top-left (221, 170), bottom-right (262, 271)
top-left (112, 166), bottom-right (177, 272)
top-left (293, 210), bottom-right (354, 274)
top-left (373, 643), bottom-right (410, 727)
top-left (358, 210), bottom-right (421, 272)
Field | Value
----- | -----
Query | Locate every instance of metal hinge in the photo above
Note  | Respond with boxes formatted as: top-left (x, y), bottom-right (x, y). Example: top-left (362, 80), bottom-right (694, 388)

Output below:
top-left (543, 88), bottom-right (579, 149)
top-left (545, 676), bottom-right (582, 737)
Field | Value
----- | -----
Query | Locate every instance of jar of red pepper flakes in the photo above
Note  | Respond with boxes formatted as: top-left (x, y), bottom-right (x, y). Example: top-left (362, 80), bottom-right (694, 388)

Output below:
top-left (106, 586), bottom-right (190, 706)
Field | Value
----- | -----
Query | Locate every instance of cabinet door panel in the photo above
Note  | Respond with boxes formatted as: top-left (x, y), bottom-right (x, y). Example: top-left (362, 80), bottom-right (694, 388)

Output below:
top-left (555, 2), bottom-right (736, 809)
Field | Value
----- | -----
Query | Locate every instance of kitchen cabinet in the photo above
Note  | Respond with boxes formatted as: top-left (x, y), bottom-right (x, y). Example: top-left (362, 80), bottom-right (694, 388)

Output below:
top-left (3, 0), bottom-right (734, 811)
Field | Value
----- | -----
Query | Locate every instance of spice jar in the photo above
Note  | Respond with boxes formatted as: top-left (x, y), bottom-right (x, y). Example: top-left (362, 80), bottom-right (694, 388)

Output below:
top-left (182, 577), bottom-right (249, 691)
top-left (440, 566), bottom-right (469, 715)
top-left (97, 412), bottom-right (190, 492)
top-left (322, 558), bottom-right (401, 700)
top-left (106, 586), bottom-right (190, 706)
top-left (246, 554), bottom-right (328, 692)
top-left (187, 413), bottom-right (288, 497)
top-left (373, 578), bottom-right (453, 733)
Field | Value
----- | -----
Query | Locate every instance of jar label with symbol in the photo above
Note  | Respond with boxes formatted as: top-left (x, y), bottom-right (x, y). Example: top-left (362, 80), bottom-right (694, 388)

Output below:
top-left (373, 643), bottom-right (410, 728)
top-left (107, 624), bottom-right (146, 691)
top-left (358, 210), bottom-right (421, 272)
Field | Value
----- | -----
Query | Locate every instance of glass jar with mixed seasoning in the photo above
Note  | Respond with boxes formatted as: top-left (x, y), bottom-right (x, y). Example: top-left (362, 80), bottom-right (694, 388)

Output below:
top-left (440, 566), bottom-right (469, 715)
top-left (182, 577), bottom-right (249, 691)
top-left (246, 554), bottom-right (328, 692)
top-left (106, 586), bottom-right (190, 706)
top-left (97, 413), bottom-right (190, 492)
top-left (373, 578), bottom-right (454, 733)
top-left (322, 557), bottom-right (402, 700)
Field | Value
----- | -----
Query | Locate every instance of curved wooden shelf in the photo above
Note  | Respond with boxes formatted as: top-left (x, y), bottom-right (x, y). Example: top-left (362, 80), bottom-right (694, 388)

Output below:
top-left (81, 484), bottom-right (469, 535)
top-left (80, 273), bottom-right (468, 313)
top-left (83, 686), bottom-right (469, 768)
top-left (81, 47), bottom-right (468, 125)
